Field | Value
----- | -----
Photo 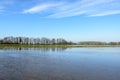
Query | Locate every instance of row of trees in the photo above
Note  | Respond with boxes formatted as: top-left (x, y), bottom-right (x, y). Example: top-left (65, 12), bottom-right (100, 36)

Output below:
top-left (0, 36), bottom-right (73, 45)
top-left (0, 36), bottom-right (120, 45)
top-left (78, 41), bottom-right (120, 45)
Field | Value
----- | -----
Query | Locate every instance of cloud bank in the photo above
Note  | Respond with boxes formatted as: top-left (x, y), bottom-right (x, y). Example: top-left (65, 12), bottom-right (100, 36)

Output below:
top-left (23, 0), bottom-right (120, 18)
top-left (0, 0), bottom-right (120, 18)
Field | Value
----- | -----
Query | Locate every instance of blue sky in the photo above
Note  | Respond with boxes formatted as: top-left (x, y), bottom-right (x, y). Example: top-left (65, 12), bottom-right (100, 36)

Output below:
top-left (0, 0), bottom-right (120, 42)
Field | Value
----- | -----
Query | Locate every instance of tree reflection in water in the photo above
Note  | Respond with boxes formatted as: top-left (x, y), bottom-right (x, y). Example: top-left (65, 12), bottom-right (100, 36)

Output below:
top-left (0, 47), bottom-right (68, 52)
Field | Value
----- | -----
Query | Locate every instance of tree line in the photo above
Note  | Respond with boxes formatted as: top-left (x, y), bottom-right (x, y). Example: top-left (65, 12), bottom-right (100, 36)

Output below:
top-left (78, 41), bottom-right (120, 45)
top-left (0, 36), bottom-right (73, 45)
top-left (0, 36), bottom-right (120, 45)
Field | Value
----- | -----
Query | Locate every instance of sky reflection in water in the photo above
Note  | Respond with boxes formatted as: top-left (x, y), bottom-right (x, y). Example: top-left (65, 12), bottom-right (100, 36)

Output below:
top-left (0, 47), bottom-right (120, 80)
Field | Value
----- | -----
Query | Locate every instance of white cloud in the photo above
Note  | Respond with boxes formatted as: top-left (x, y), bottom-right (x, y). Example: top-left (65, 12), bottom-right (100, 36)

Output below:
top-left (1, 0), bottom-right (119, 18)
top-left (23, 4), bottom-right (52, 14)
top-left (90, 10), bottom-right (120, 16)
top-left (47, 0), bottom-right (119, 18)
top-left (23, 3), bottom-right (63, 14)
top-left (34, 0), bottom-right (119, 18)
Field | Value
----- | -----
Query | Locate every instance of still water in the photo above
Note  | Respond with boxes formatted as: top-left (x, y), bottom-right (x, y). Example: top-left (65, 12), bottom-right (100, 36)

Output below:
top-left (0, 47), bottom-right (120, 80)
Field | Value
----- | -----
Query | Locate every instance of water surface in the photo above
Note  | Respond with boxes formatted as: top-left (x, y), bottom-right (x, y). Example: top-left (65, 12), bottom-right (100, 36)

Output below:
top-left (0, 47), bottom-right (120, 80)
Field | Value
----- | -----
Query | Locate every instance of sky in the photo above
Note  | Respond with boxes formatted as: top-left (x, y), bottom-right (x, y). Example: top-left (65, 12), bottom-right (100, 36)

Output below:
top-left (0, 0), bottom-right (120, 42)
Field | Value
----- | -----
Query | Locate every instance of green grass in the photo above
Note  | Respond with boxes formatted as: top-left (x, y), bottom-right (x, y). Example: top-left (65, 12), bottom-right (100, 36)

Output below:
top-left (0, 44), bottom-right (120, 49)
top-left (0, 44), bottom-right (69, 49)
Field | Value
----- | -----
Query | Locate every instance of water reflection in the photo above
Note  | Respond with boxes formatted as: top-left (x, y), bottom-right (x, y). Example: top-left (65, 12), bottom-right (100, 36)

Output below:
top-left (0, 48), bottom-right (120, 80)
top-left (0, 47), bottom-right (68, 52)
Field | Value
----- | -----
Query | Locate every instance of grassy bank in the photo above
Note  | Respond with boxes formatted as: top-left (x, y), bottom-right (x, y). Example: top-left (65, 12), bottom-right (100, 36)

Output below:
top-left (0, 44), bottom-right (120, 49)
